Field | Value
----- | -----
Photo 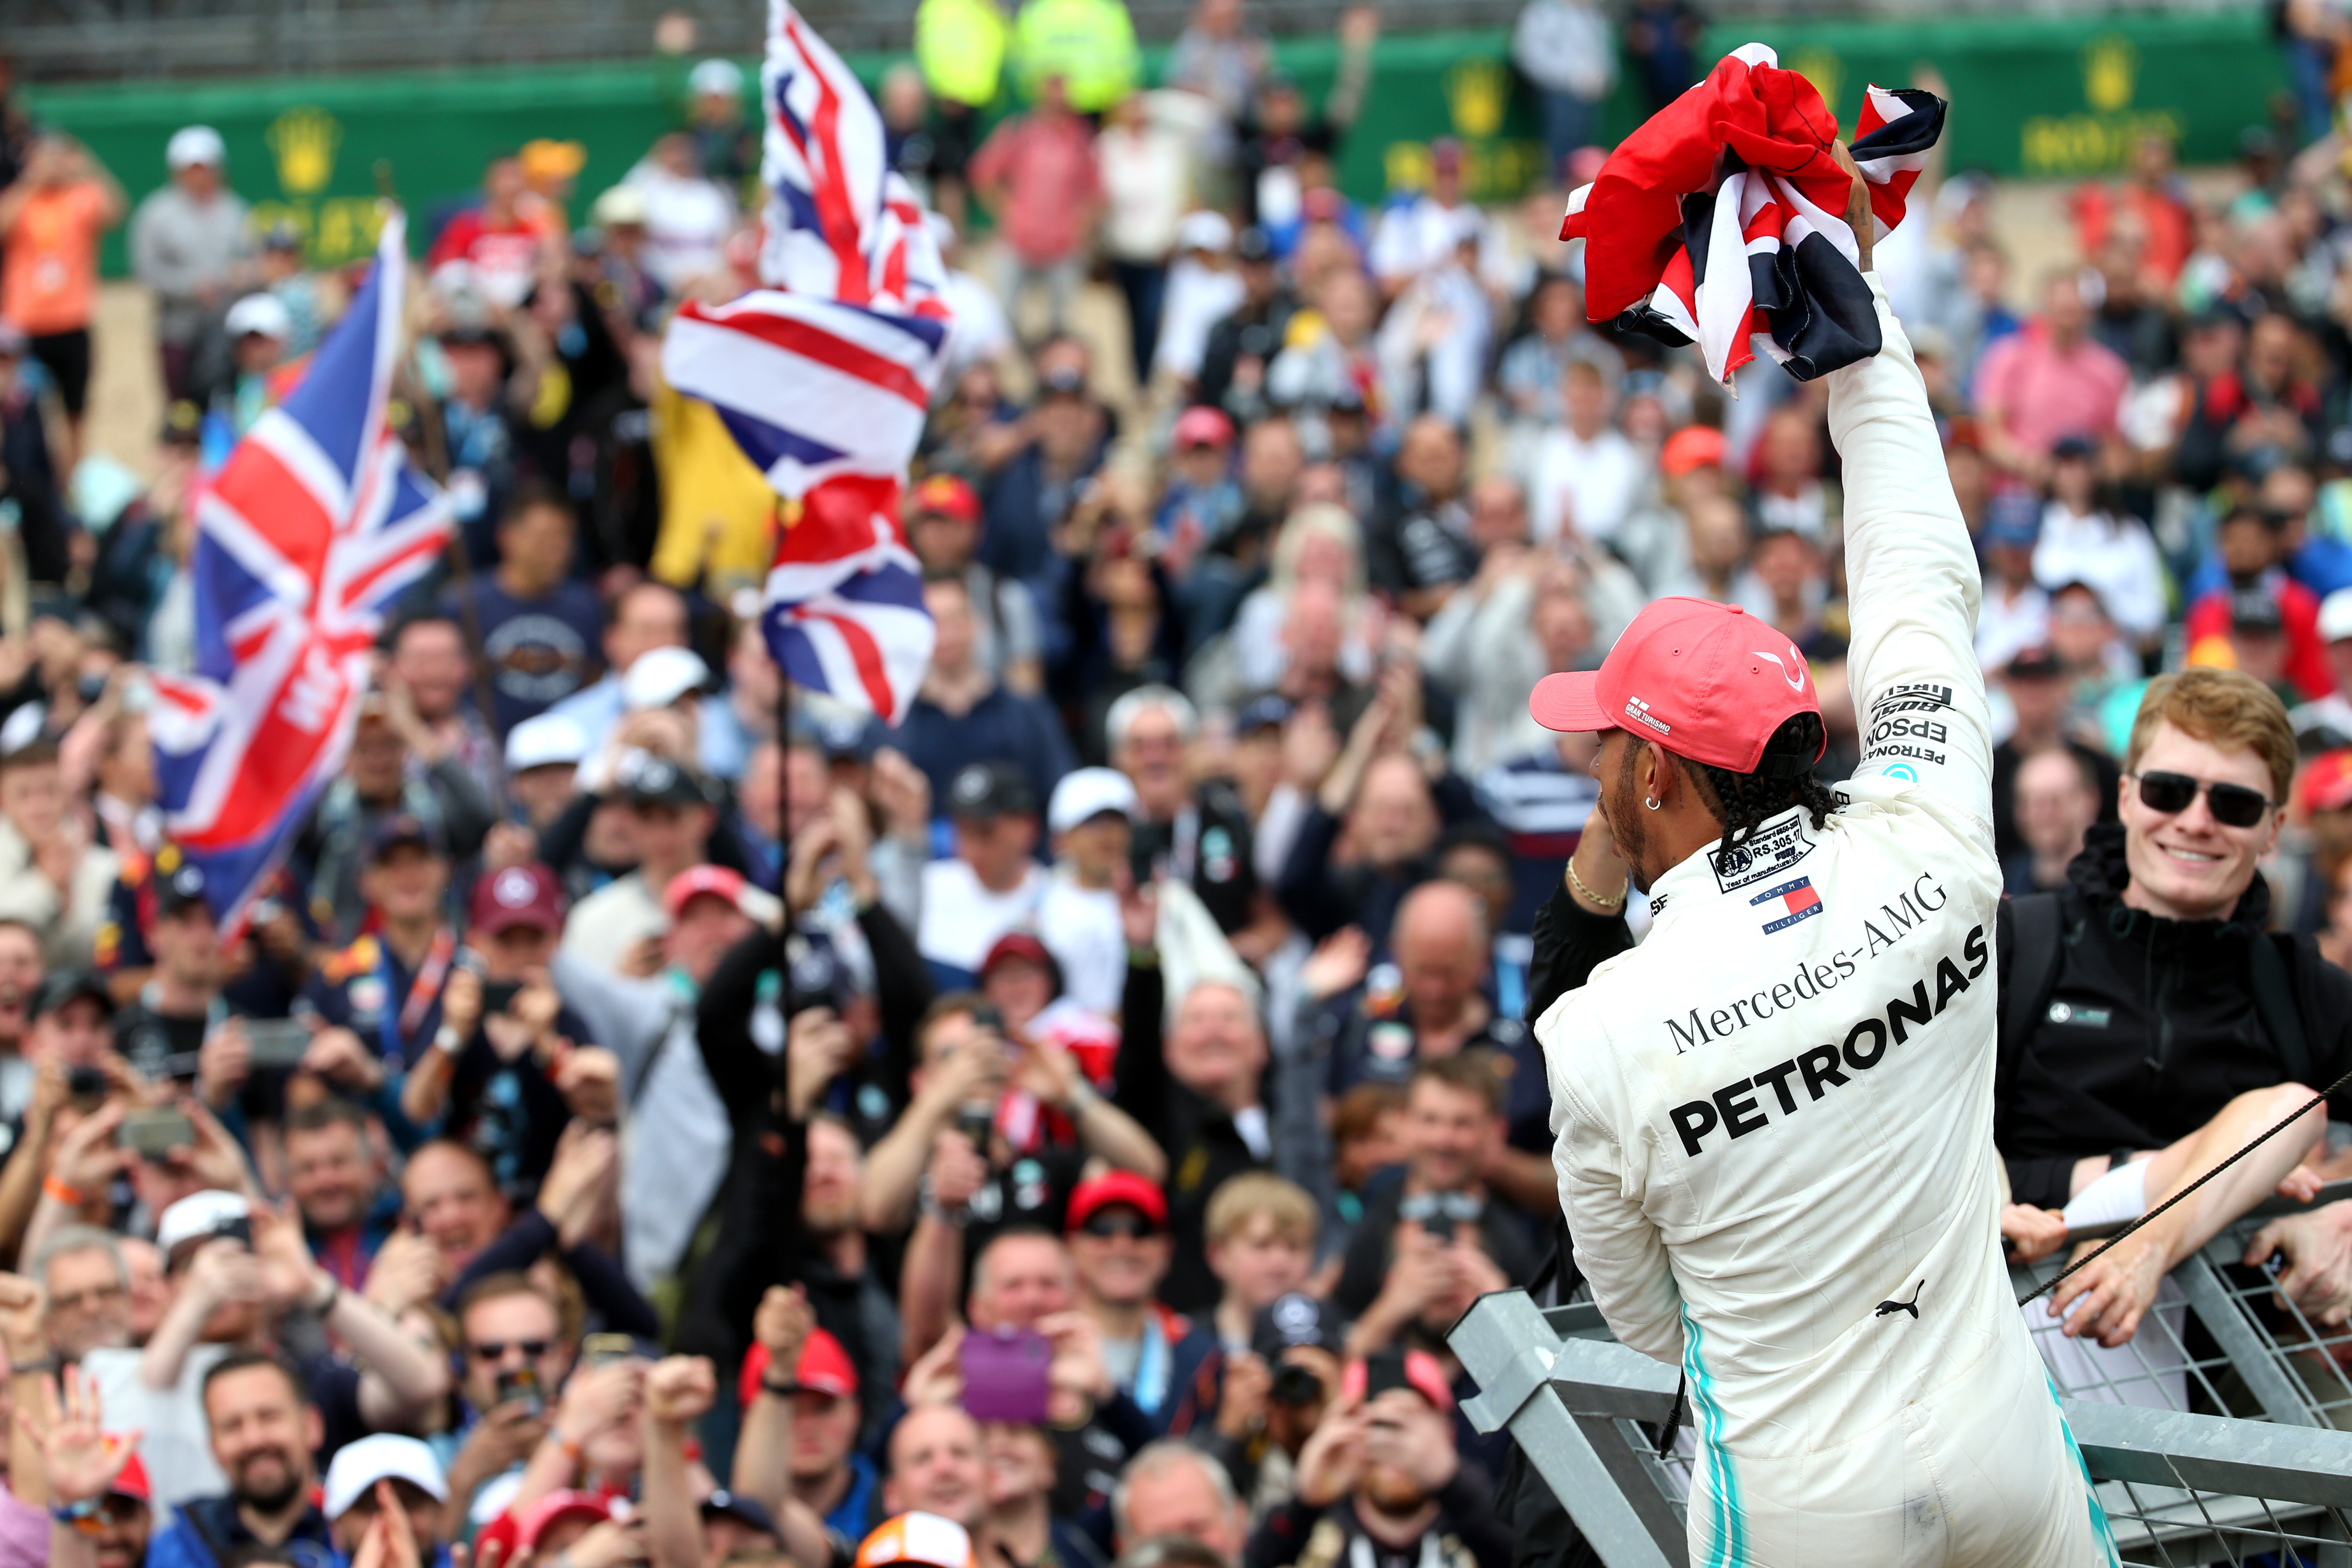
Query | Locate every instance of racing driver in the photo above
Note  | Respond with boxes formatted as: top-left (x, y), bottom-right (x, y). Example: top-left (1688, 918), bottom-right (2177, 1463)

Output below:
top-left (1527, 147), bottom-right (2114, 1566)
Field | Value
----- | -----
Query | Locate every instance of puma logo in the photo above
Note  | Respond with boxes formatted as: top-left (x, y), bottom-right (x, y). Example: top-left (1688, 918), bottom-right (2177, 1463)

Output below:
top-left (1752, 647), bottom-right (1808, 694)
top-left (1875, 1279), bottom-right (1926, 1320)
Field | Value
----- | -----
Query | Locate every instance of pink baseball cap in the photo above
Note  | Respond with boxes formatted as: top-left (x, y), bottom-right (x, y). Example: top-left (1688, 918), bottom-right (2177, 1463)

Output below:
top-left (1529, 598), bottom-right (1824, 774)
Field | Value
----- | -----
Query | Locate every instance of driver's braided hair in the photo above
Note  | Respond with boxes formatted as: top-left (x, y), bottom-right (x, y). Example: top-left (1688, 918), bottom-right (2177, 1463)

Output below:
top-left (1677, 712), bottom-right (1842, 879)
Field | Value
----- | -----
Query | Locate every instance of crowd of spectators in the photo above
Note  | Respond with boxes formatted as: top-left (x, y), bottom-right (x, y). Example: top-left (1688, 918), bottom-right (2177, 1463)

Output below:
top-left (0, 5), bottom-right (2339, 1568)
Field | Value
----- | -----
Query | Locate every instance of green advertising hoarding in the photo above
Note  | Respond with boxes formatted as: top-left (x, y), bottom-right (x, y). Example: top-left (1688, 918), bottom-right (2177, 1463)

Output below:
top-left (23, 8), bottom-right (2285, 277)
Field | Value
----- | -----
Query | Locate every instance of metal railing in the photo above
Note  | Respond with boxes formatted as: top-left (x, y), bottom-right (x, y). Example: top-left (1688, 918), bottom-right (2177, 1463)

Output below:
top-left (1451, 1183), bottom-right (2352, 1568)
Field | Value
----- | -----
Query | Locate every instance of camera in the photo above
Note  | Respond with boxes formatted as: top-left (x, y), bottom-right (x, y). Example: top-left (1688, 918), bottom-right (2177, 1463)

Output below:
top-left (1270, 1361), bottom-right (1324, 1407)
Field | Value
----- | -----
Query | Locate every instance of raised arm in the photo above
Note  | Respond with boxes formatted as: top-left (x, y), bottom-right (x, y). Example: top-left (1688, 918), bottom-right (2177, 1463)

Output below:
top-left (1822, 153), bottom-right (1993, 831)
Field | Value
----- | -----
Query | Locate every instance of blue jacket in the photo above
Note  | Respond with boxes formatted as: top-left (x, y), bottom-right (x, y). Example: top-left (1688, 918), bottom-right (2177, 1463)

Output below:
top-left (145, 1496), bottom-right (338, 1568)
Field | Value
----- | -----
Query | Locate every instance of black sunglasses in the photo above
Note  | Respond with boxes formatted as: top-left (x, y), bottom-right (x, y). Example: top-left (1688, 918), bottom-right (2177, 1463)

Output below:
top-left (469, 1338), bottom-right (552, 1362)
top-left (1078, 1212), bottom-right (1161, 1241)
top-left (2131, 770), bottom-right (2272, 829)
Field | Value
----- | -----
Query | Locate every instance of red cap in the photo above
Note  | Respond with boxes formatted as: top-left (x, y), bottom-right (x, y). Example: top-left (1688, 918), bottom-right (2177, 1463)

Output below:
top-left (109, 1451), bottom-right (152, 1503)
top-left (1528, 598), bottom-right (1824, 774)
top-left (2299, 749), bottom-right (2352, 815)
top-left (739, 1325), bottom-right (860, 1407)
top-left (1172, 406), bottom-right (1234, 450)
top-left (662, 865), bottom-right (749, 919)
top-left (1066, 1170), bottom-right (1167, 1232)
top-left (912, 474), bottom-right (980, 525)
top-left (1660, 425), bottom-right (1727, 479)
top-left (980, 931), bottom-right (1054, 976)
top-left (470, 862), bottom-right (566, 936)
top-left (517, 1490), bottom-right (617, 1551)
top-left (1342, 1348), bottom-right (1455, 1413)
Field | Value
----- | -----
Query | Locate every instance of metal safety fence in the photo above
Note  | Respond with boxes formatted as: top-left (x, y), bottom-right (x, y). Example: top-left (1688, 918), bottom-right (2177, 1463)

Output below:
top-left (1450, 1181), bottom-right (2352, 1568)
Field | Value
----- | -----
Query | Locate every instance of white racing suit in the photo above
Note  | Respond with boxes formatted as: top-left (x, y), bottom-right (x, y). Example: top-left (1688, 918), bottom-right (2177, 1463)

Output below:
top-left (1536, 278), bottom-right (2117, 1568)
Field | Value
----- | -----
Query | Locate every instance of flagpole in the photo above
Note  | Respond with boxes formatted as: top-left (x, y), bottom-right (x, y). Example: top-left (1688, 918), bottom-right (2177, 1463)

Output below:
top-left (773, 496), bottom-right (794, 941)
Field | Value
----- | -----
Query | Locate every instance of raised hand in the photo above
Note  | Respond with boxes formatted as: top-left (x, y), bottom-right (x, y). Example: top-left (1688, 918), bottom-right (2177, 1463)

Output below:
top-left (20, 1367), bottom-right (141, 1506)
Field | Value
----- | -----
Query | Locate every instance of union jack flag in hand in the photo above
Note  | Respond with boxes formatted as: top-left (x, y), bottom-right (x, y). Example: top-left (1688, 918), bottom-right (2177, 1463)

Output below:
top-left (149, 213), bottom-right (452, 932)
top-left (662, 0), bottom-right (952, 725)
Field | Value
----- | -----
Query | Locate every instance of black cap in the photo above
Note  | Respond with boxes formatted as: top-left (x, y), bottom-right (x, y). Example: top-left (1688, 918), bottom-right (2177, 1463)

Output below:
top-left (946, 760), bottom-right (1037, 820)
top-left (700, 1491), bottom-right (779, 1539)
top-left (1250, 1292), bottom-right (1343, 1360)
top-left (156, 858), bottom-right (210, 916)
top-left (2004, 646), bottom-right (2064, 680)
top-left (30, 969), bottom-right (115, 1022)
top-left (1235, 225), bottom-right (1275, 265)
top-left (620, 753), bottom-right (709, 809)
top-left (2230, 588), bottom-right (2286, 634)
top-left (1236, 694), bottom-right (1293, 734)
top-left (365, 813), bottom-right (446, 864)
top-left (2050, 434), bottom-right (2096, 462)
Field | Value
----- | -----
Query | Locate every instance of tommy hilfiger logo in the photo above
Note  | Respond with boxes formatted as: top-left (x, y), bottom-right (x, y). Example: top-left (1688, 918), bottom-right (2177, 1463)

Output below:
top-left (1625, 696), bottom-right (1671, 736)
top-left (1751, 875), bottom-right (1823, 933)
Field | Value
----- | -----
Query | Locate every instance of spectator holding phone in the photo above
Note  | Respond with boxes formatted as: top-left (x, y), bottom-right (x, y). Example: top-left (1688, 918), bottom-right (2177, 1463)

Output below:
top-left (1329, 1059), bottom-right (1532, 1357)
top-left (299, 816), bottom-right (461, 1093)
top-left (124, 1193), bottom-right (447, 1499)
top-left (1240, 1353), bottom-right (1506, 1568)
top-left (402, 862), bottom-right (589, 1195)
top-left (439, 1272), bottom-right (570, 1528)
top-left (109, 860), bottom-right (229, 1088)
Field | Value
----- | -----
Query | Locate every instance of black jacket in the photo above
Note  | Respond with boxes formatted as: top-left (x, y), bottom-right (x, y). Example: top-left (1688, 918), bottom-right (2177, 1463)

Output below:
top-left (1993, 823), bottom-right (2352, 1210)
top-left (1114, 955), bottom-right (1270, 1313)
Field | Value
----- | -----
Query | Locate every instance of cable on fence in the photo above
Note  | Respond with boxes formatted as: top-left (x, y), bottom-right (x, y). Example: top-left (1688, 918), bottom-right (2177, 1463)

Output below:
top-left (2017, 1064), bottom-right (2352, 1310)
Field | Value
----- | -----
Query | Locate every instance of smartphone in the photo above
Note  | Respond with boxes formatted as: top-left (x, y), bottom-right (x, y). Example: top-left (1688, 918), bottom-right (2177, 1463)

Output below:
top-left (482, 980), bottom-right (523, 1017)
top-left (242, 1017), bottom-right (314, 1069)
top-left (960, 1329), bottom-right (1051, 1425)
top-left (117, 1107), bottom-right (195, 1159)
top-left (65, 1066), bottom-right (108, 1112)
top-left (581, 1333), bottom-right (638, 1368)
top-left (1359, 1348), bottom-right (1411, 1404)
top-left (495, 1365), bottom-right (546, 1417)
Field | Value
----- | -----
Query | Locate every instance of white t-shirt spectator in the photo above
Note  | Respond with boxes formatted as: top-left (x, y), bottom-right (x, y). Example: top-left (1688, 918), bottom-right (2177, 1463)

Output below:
top-left (1156, 259), bottom-right (1245, 382)
top-left (1529, 424), bottom-right (1644, 544)
top-left (627, 166), bottom-right (737, 293)
top-left (1369, 196), bottom-right (1480, 287)
top-left (1038, 872), bottom-right (1125, 1016)
top-left (1976, 580), bottom-right (2051, 673)
top-left (942, 266), bottom-right (1014, 372)
top-left (917, 859), bottom-right (1049, 975)
top-left (2034, 503), bottom-right (2166, 643)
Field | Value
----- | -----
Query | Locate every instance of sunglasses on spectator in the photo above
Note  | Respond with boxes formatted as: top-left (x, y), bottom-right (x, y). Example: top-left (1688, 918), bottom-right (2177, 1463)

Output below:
top-left (1078, 1213), bottom-right (1161, 1240)
top-left (57, 1497), bottom-right (142, 1533)
top-left (469, 1338), bottom-right (552, 1362)
top-left (2129, 771), bottom-right (2272, 829)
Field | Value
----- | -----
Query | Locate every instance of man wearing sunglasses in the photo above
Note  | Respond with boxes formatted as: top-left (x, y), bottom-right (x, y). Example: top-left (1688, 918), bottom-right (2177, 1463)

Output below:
top-left (1994, 667), bottom-right (2352, 1359)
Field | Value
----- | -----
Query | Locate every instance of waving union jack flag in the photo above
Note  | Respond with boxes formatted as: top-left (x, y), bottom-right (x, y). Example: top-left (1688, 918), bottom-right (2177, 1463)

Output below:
top-left (149, 213), bottom-right (451, 931)
top-left (661, 0), bottom-right (951, 725)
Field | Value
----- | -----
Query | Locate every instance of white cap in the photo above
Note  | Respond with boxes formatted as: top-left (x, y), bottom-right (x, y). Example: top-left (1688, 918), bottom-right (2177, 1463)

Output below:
top-left (0, 703), bottom-right (44, 756)
top-left (622, 646), bottom-right (709, 711)
top-left (506, 713), bottom-right (589, 773)
top-left (1176, 210), bottom-right (1234, 254)
top-left (1048, 767), bottom-right (1139, 835)
top-left (2321, 587), bottom-right (2352, 645)
top-left (323, 1434), bottom-right (448, 1520)
top-left (591, 185), bottom-right (649, 228)
top-left (225, 294), bottom-right (293, 342)
top-left (156, 1189), bottom-right (250, 1255)
top-left (689, 59), bottom-right (745, 98)
top-left (167, 126), bottom-right (226, 172)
